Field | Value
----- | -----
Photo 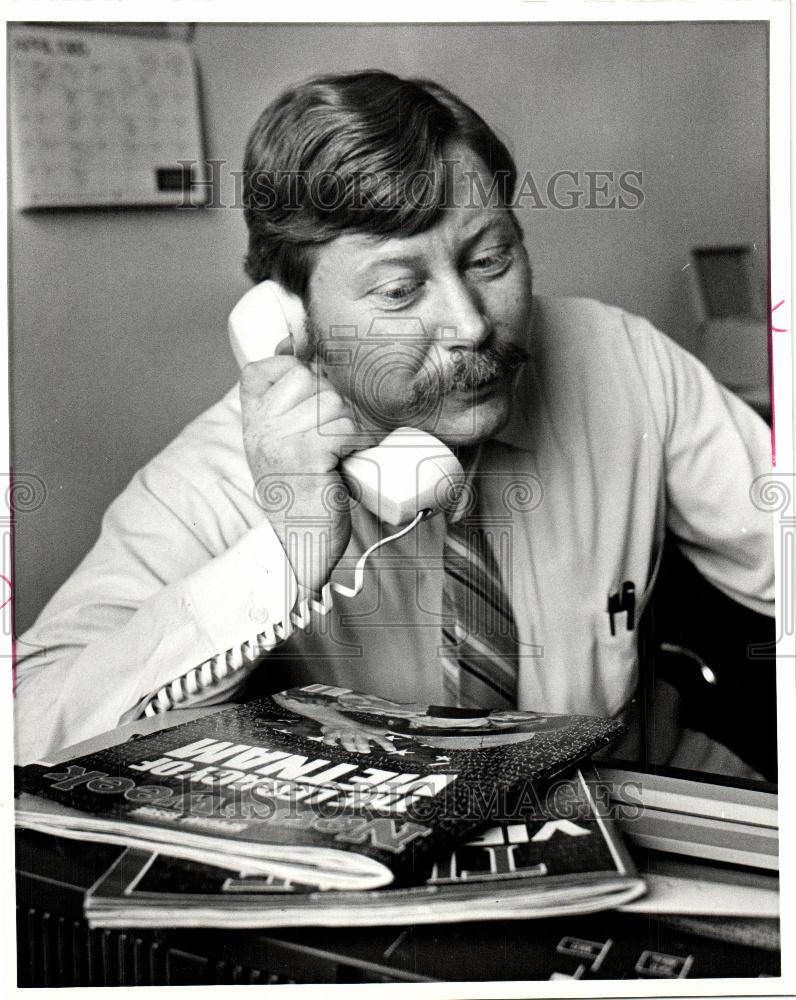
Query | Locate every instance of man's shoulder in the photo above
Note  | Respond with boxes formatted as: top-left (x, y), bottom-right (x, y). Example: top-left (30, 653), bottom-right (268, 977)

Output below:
top-left (531, 295), bottom-right (661, 351)
top-left (505, 296), bottom-right (683, 444)
top-left (141, 383), bottom-right (248, 492)
top-left (528, 295), bottom-right (680, 389)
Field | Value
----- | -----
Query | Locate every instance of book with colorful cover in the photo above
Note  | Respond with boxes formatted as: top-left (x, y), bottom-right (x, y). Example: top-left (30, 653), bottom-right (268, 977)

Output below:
top-left (83, 767), bottom-right (645, 928)
top-left (15, 684), bottom-right (625, 892)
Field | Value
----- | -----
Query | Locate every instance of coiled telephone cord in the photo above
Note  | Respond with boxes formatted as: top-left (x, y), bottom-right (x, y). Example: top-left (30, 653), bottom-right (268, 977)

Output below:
top-left (141, 509), bottom-right (430, 717)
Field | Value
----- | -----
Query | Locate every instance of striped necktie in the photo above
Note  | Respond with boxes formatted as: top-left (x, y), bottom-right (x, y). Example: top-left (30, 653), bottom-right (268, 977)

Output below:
top-left (440, 510), bottom-right (520, 709)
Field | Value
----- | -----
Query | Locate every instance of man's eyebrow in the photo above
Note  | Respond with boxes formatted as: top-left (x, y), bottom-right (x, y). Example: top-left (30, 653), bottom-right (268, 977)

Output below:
top-left (354, 254), bottom-right (426, 279)
top-left (353, 218), bottom-right (514, 280)
top-left (458, 216), bottom-right (514, 252)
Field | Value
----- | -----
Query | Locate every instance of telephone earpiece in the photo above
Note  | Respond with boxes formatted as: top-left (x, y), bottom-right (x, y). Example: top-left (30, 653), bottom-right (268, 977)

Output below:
top-left (228, 281), bottom-right (308, 367)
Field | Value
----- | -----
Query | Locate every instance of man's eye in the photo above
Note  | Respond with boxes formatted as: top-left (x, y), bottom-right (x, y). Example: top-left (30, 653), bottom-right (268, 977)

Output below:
top-left (467, 250), bottom-right (512, 276)
top-left (372, 280), bottom-right (423, 305)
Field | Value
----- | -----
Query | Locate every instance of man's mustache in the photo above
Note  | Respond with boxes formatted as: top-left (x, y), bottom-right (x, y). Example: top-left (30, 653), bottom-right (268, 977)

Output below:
top-left (409, 341), bottom-right (530, 410)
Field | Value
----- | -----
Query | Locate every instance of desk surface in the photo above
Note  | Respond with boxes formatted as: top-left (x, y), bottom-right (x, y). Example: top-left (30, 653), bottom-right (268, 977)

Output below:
top-left (15, 828), bottom-right (780, 985)
top-left (17, 711), bottom-right (780, 985)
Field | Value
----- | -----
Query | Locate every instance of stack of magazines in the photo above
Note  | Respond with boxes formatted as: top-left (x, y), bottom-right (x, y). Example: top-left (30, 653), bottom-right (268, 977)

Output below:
top-left (15, 684), bottom-right (646, 928)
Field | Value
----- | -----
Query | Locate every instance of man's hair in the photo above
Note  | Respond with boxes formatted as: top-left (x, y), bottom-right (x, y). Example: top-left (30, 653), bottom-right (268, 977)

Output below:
top-left (242, 70), bottom-right (518, 298)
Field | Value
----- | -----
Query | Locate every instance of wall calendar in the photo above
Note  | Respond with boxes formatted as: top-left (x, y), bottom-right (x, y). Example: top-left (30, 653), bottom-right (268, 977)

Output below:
top-left (9, 25), bottom-right (208, 209)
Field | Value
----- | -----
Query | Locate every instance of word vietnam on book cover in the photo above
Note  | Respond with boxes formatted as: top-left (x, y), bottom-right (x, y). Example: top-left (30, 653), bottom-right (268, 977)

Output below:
top-left (15, 685), bottom-right (625, 892)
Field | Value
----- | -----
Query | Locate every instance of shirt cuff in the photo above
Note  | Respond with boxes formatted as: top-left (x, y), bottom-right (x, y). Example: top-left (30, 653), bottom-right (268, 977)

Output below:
top-left (184, 518), bottom-right (298, 652)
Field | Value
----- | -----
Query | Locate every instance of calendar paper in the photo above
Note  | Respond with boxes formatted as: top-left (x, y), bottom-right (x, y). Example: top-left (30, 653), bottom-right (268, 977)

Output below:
top-left (9, 26), bottom-right (208, 209)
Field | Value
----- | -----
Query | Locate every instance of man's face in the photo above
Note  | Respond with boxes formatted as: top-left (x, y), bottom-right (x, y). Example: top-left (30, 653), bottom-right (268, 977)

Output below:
top-left (304, 143), bottom-right (533, 447)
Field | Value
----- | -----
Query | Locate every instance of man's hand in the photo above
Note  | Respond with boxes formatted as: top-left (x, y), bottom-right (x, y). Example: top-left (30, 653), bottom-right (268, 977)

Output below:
top-left (240, 356), bottom-right (376, 594)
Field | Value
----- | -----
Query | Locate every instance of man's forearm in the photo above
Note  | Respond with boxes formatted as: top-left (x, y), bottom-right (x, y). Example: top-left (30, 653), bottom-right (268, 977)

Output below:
top-left (14, 519), bottom-right (299, 764)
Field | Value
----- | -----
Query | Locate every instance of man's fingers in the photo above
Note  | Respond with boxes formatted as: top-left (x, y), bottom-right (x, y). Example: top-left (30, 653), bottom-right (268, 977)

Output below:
top-left (274, 335), bottom-right (293, 356)
top-left (239, 355), bottom-right (303, 397)
top-left (242, 359), bottom-right (349, 425)
top-left (249, 396), bottom-right (381, 455)
top-left (242, 359), bottom-right (317, 417)
top-left (252, 384), bottom-right (351, 435)
top-left (241, 357), bottom-right (381, 453)
top-left (248, 392), bottom-right (349, 439)
top-left (322, 417), bottom-right (382, 457)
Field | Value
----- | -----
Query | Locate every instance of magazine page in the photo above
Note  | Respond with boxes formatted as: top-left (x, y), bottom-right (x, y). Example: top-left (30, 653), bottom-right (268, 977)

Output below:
top-left (84, 768), bottom-right (645, 927)
top-left (16, 686), bottom-right (624, 889)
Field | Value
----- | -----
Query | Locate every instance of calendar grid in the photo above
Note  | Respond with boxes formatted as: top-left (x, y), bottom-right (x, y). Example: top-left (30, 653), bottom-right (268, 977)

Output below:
top-left (9, 26), bottom-right (208, 209)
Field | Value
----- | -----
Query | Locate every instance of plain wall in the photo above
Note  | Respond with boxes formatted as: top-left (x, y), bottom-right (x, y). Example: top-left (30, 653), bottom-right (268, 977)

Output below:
top-left (10, 21), bottom-right (769, 633)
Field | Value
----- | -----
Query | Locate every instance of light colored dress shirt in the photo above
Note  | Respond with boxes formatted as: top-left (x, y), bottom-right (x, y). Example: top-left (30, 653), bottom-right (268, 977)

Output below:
top-left (14, 297), bottom-right (774, 764)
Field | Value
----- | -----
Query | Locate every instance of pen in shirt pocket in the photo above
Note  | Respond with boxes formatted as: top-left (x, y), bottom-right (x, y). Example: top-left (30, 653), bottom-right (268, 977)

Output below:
top-left (607, 581), bottom-right (636, 636)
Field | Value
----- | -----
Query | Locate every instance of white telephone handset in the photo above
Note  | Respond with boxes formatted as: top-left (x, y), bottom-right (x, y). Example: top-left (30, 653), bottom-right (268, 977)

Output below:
top-left (137, 283), bottom-right (466, 720)
top-left (229, 281), bottom-right (464, 525)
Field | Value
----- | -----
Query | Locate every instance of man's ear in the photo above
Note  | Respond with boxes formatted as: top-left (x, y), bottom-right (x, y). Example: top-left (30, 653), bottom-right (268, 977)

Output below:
top-left (289, 308), bottom-right (313, 361)
top-left (272, 283), bottom-right (311, 358)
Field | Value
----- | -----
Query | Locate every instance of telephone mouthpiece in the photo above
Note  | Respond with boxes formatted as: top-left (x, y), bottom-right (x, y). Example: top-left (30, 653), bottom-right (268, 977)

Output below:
top-left (341, 427), bottom-right (465, 526)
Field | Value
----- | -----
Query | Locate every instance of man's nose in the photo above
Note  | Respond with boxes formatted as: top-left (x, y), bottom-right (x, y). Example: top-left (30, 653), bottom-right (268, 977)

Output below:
top-left (434, 276), bottom-right (492, 349)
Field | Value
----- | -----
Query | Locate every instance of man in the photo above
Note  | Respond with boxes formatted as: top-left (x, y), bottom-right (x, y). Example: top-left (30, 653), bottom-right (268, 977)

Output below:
top-left (14, 71), bottom-right (773, 766)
